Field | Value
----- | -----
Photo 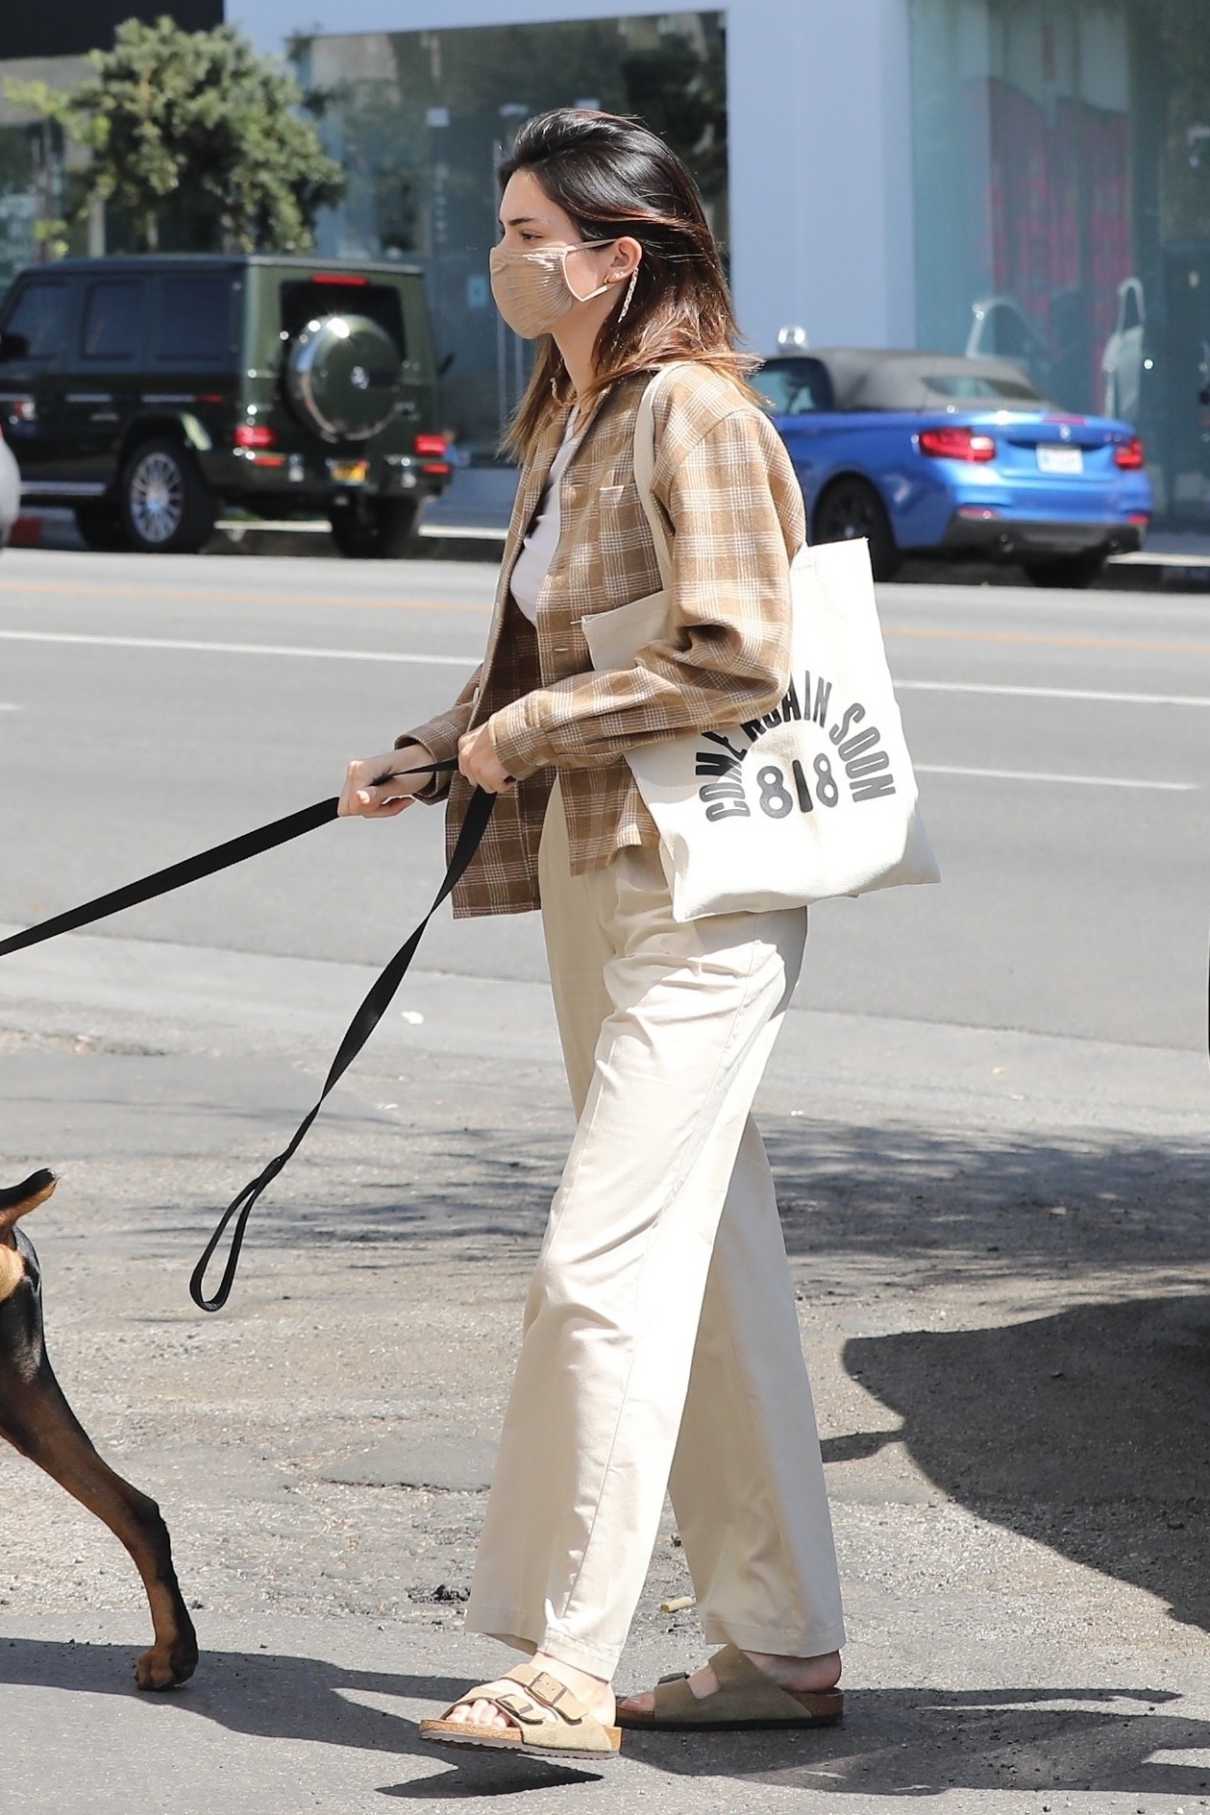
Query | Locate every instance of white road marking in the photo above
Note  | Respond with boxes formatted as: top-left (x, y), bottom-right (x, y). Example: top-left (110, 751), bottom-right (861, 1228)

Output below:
top-left (0, 629), bottom-right (476, 666)
top-left (2, 632), bottom-right (1208, 714)
top-left (898, 679), bottom-right (1210, 708)
top-left (916, 763), bottom-right (1196, 792)
top-left (0, 631), bottom-right (1200, 793)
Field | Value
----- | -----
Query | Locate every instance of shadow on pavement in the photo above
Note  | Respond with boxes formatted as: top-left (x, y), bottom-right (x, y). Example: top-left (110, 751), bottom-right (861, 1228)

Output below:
top-left (765, 1120), bottom-right (1210, 1645)
top-left (763, 1119), bottom-right (1210, 1288)
top-left (620, 1685), bottom-right (1210, 1799)
top-left (0, 1639), bottom-right (599, 1795)
top-left (178, 1113), bottom-right (1210, 1288)
top-left (0, 1638), bottom-right (1205, 1801)
top-left (834, 1293), bottom-right (1210, 1634)
top-left (0, 1648), bottom-right (1204, 1800)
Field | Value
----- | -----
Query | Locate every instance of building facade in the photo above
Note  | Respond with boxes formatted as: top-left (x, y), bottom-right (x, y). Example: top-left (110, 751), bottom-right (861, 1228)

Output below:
top-left (2, 0), bottom-right (1208, 523)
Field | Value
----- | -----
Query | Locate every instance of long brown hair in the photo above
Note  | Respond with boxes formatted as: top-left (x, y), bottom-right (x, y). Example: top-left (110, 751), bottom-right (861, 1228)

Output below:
top-left (497, 108), bottom-right (761, 463)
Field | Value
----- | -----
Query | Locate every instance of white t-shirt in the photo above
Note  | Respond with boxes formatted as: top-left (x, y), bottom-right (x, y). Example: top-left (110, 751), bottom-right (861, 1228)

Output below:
top-left (510, 411), bottom-right (584, 623)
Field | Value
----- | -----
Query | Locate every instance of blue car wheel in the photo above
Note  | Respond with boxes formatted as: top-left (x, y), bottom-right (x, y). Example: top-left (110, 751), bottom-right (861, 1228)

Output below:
top-left (813, 477), bottom-right (902, 582)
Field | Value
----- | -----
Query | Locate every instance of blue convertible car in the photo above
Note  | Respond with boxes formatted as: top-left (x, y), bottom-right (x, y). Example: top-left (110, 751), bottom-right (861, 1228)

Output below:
top-left (751, 349), bottom-right (1153, 587)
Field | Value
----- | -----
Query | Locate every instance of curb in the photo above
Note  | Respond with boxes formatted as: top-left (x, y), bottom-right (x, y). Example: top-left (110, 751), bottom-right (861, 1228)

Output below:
top-left (8, 510), bottom-right (1210, 589)
top-left (6, 511), bottom-right (511, 564)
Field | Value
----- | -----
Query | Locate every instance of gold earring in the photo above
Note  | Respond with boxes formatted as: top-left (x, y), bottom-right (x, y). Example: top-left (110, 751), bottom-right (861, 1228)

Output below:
top-left (618, 268), bottom-right (638, 322)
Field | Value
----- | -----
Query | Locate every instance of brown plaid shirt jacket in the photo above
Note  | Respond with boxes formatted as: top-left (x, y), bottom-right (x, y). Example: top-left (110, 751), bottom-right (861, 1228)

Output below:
top-left (398, 362), bottom-right (806, 918)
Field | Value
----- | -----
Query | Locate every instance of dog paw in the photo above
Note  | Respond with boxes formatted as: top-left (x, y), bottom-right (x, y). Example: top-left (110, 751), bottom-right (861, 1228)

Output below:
top-left (134, 1640), bottom-right (199, 1691)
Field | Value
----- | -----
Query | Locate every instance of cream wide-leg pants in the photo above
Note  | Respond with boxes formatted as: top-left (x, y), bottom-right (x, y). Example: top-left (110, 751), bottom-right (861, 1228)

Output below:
top-left (464, 778), bottom-right (846, 1677)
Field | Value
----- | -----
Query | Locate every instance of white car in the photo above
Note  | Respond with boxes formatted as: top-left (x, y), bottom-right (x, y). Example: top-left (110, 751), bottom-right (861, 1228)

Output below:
top-left (0, 426), bottom-right (19, 548)
top-left (1101, 277), bottom-right (1146, 423)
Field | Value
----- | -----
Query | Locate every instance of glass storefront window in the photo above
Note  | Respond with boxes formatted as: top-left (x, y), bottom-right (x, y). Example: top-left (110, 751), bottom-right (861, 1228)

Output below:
top-left (287, 13), bottom-right (727, 457)
top-left (0, 119), bottom-right (69, 294)
top-left (910, 0), bottom-right (1210, 529)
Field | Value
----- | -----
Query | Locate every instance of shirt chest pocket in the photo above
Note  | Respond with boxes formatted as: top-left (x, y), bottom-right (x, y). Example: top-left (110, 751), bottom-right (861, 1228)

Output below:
top-left (593, 480), bottom-right (663, 603)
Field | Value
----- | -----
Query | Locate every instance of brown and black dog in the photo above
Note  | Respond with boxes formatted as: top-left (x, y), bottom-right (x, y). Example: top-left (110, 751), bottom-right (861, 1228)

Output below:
top-left (0, 1169), bottom-right (198, 1689)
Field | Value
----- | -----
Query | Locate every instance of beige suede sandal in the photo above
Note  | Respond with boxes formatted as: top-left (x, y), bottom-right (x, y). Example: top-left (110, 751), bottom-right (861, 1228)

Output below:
top-left (419, 1664), bottom-right (623, 1762)
top-left (617, 1642), bottom-right (844, 1731)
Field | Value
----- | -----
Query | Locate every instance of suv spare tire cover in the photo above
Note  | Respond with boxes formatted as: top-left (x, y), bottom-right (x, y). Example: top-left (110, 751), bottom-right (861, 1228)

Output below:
top-left (286, 313), bottom-right (403, 442)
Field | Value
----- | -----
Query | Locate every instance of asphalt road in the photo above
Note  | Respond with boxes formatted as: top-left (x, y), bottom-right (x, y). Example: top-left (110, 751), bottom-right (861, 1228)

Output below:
top-left (0, 546), bottom-right (1207, 1052)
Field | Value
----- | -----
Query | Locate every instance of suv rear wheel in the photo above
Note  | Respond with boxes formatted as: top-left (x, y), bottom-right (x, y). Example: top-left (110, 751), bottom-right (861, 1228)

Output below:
top-left (120, 437), bottom-right (216, 555)
top-left (329, 498), bottom-right (418, 559)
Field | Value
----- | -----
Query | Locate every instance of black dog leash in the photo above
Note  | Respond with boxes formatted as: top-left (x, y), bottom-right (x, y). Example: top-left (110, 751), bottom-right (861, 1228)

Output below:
top-left (0, 798), bottom-right (342, 959)
top-left (0, 762), bottom-right (495, 1311)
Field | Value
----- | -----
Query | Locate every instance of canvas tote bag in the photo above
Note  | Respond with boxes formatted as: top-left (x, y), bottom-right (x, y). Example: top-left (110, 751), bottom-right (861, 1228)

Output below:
top-left (581, 364), bottom-right (941, 922)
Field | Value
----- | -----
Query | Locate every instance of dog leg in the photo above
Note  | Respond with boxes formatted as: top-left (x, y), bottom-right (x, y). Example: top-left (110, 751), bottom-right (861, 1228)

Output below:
top-left (0, 1344), bottom-right (199, 1691)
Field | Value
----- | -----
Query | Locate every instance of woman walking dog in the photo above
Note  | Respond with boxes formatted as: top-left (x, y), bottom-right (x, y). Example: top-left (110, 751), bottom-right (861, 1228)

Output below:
top-left (340, 107), bottom-right (845, 1763)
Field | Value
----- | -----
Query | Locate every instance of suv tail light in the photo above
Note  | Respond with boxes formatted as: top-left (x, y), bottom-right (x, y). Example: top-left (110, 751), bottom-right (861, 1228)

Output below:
top-left (310, 271), bottom-right (369, 286)
top-left (235, 423), bottom-right (276, 449)
top-left (1114, 435), bottom-right (1145, 469)
top-left (414, 431), bottom-right (451, 476)
top-left (919, 427), bottom-right (998, 463)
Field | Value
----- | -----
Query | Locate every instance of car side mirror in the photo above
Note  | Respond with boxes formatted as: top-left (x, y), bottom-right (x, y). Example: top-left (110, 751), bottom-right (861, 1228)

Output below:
top-left (0, 331), bottom-right (30, 361)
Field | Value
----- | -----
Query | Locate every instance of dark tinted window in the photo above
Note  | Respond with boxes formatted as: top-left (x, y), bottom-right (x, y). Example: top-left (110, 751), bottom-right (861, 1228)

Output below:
top-left (8, 1), bottom-right (221, 60)
top-left (82, 280), bottom-right (145, 360)
top-left (154, 275), bottom-right (233, 363)
top-left (280, 280), bottom-right (406, 357)
top-left (1, 281), bottom-right (70, 361)
top-left (752, 357), bottom-right (832, 414)
top-left (925, 373), bottom-right (1041, 401)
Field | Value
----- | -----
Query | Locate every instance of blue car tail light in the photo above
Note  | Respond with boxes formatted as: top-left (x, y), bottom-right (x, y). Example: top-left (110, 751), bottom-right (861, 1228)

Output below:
top-left (918, 426), bottom-right (998, 462)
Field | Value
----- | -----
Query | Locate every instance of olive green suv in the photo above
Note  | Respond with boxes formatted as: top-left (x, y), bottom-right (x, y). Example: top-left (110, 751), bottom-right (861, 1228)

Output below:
top-left (0, 254), bottom-right (450, 556)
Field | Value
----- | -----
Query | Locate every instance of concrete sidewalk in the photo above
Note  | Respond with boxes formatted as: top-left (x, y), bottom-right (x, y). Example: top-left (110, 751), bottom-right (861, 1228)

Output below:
top-left (0, 933), bottom-right (1209, 1812)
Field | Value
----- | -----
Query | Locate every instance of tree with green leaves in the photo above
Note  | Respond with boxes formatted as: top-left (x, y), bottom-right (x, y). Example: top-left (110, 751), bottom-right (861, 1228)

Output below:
top-left (8, 15), bottom-right (345, 255)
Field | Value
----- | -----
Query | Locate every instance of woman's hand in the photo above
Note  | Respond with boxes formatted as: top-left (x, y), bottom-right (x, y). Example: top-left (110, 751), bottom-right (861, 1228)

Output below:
top-left (339, 742), bottom-right (432, 818)
top-left (458, 722), bottom-right (515, 794)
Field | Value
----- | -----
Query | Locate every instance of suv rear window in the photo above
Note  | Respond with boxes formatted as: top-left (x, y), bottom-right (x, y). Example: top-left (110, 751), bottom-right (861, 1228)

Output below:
top-left (280, 279), bottom-right (406, 357)
top-left (1, 280), bottom-right (70, 361)
top-left (154, 275), bottom-right (234, 363)
top-left (753, 357), bottom-right (832, 414)
top-left (82, 279), bottom-right (146, 360)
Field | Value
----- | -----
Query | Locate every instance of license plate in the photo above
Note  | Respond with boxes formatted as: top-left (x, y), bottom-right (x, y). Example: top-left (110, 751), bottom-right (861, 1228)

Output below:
top-left (1037, 445), bottom-right (1084, 475)
top-left (330, 459), bottom-right (368, 484)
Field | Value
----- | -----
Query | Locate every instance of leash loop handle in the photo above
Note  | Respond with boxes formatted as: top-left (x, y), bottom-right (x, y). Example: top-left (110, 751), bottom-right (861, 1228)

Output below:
top-left (188, 768), bottom-right (493, 1310)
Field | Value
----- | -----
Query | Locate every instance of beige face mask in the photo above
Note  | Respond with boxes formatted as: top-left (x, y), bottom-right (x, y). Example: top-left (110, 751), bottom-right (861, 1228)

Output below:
top-left (489, 237), bottom-right (618, 339)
